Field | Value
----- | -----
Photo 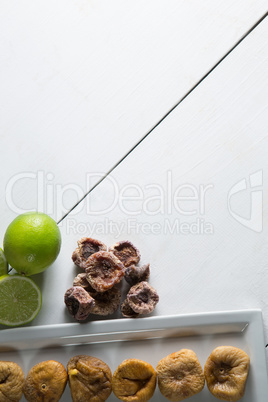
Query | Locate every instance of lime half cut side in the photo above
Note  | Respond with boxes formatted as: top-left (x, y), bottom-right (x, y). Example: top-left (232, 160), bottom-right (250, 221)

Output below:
top-left (0, 275), bottom-right (42, 326)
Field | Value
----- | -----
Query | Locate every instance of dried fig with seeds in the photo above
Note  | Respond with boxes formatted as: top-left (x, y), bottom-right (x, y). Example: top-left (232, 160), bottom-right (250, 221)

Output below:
top-left (90, 287), bottom-right (121, 316)
top-left (73, 273), bottom-right (95, 292)
top-left (109, 241), bottom-right (140, 267)
top-left (0, 361), bottom-right (24, 402)
top-left (72, 237), bottom-right (107, 269)
top-left (23, 360), bottom-right (67, 402)
top-left (120, 299), bottom-right (140, 318)
top-left (127, 281), bottom-right (159, 315)
top-left (112, 359), bottom-right (156, 402)
top-left (67, 355), bottom-right (112, 402)
top-left (125, 264), bottom-right (150, 286)
top-left (85, 251), bottom-right (125, 292)
top-left (204, 346), bottom-right (250, 401)
top-left (64, 286), bottom-right (95, 321)
top-left (156, 349), bottom-right (205, 401)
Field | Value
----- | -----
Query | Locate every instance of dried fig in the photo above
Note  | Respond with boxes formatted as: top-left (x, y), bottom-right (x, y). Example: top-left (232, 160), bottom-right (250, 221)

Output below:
top-left (0, 361), bottom-right (24, 402)
top-left (156, 349), bottom-right (205, 401)
top-left (67, 355), bottom-right (112, 402)
top-left (125, 264), bottom-right (150, 286)
top-left (73, 273), bottom-right (95, 292)
top-left (85, 251), bottom-right (125, 292)
top-left (109, 241), bottom-right (140, 267)
top-left (120, 299), bottom-right (140, 318)
top-left (90, 287), bottom-right (121, 316)
top-left (127, 281), bottom-right (159, 315)
top-left (64, 286), bottom-right (95, 321)
top-left (72, 237), bottom-right (107, 269)
top-left (23, 360), bottom-right (67, 402)
top-left (112, 359), bottom-right (156, 402)
top-left (204, 346), bottom-right (250, 401)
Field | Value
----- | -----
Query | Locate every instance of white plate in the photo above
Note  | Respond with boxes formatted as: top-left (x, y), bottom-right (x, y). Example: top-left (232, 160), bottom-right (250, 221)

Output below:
top-left (0, 309), bottom-right (267, 401)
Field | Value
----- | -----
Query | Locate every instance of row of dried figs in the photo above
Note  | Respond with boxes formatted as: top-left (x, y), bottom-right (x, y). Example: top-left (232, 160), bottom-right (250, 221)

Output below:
top-left (156, 346), bottom-right (250, 402)
top-left (0, 346), bottom-right (249, 402)
top-left (64, 238), bottom-right (159, 321)
top-left (0, 360), bottom-right (66, 402)
top-left (0, 357), bottom-right (109, 402)
top-left (113, 346), bottom-right (250, 402)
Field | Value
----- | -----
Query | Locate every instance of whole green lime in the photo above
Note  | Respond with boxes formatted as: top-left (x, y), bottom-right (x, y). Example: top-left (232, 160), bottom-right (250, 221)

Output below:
top-left (3, 212), bottom-right (61, 276)
top-left (0, 248), bottom-right (8, 276)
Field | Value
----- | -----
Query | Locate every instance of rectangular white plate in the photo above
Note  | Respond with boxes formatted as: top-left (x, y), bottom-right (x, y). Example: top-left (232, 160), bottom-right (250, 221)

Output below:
top-left (0, 309), bottom-right (267, 401)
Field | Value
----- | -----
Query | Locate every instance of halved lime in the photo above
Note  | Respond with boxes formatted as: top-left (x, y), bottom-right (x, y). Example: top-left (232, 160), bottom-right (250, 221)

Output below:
top-left (0, 248), bottom-right (8, 276)
top-left (0, 275), bottom-right (42, 326)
